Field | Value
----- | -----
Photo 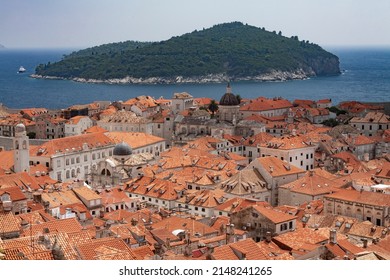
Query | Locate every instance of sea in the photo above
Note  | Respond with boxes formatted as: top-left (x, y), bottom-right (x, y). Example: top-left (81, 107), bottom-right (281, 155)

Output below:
top-left (0, 47), bottom-right (390, 110)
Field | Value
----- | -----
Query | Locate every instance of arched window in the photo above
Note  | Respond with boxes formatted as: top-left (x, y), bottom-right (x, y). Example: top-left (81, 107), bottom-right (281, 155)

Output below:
top-left (22, 140), bottom-right (27, 149)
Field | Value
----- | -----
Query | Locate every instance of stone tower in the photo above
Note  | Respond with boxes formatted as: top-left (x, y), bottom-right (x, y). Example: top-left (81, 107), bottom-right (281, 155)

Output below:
top-left (13, 123), bottom-right (30, 173)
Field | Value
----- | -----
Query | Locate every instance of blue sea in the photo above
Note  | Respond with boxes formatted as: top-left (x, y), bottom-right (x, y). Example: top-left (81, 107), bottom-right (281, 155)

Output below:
top-left (0, 47), bottom-right (390, 109)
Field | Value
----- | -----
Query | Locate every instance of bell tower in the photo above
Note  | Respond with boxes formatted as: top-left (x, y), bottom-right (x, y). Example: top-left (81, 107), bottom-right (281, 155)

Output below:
top-left (13, 123), bottom-right (30, 173)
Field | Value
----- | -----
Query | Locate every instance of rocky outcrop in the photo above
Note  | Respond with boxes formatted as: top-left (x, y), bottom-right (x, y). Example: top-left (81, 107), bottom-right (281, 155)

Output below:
top-left (31, 68), bottom-right (318, 85)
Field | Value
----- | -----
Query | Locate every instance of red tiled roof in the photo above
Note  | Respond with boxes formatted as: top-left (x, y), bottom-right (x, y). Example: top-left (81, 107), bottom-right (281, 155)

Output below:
top-left (324, 189), bottom-right (390, 207)
top-left (240, 97), bottom-right (292, 112)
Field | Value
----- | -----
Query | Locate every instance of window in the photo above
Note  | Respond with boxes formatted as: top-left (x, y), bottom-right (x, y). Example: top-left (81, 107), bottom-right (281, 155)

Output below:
top-left (66, 159), bottom-right (69, 166)
top-left (280, 223), bottom-right (288, 231)
top-left (289, 221), bottom-right (293, 229)
top-left (84, 154), bottom-right (88, 162)
top-left (57, 160), bottom-right (61, 168)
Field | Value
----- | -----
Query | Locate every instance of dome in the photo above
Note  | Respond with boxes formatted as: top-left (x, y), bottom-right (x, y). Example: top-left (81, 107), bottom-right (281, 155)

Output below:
top-left (219, 92), bottom-right (239, 106)
top-left (219, 83), bottom-right (239, 106)
top-left (113, 142), bottom-right (132, 156)
top-left (15, 123), bottom-right (26, 133)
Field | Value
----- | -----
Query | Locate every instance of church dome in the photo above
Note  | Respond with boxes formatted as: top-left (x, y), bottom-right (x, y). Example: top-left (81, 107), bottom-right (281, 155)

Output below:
top-left (113, 142), bottom-right (132, 156)
top-left (15, 123), bottom-right (26, 133)
top-left (219, 93), bottom-right (239, 106)
top-left (219, 83), bottom-right (239, 106)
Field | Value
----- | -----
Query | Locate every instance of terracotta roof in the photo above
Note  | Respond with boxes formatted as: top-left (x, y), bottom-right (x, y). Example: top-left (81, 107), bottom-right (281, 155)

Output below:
top-left (293, 99), bottom-right (316, 107)
top-left (255, 156), bottom-right (306, 177)
top-left (0, 150), bottom-right (14, 171)
top-left (105, 132), bottom-right (165, 149)
top-left (132, 245), bottom-right (154, 260)
top-left (76, 237), bottom-right (137, 260)
top-left (212, 244), bottom-right (239, 260)
top-left (21, 217), bottom-right (83, 237)
top-left (374, 235), bottom-right (390, 253)
top-left (272, 228), bottom-right (328, 251)
top-left (72, 186), bottom-right (102, 201)
top-left (177, 189), bottom-right (226, 208)
top-left (252, 205), bottom-right (297, 224)
top-left (42, 189), bottom-right (83, 208)
top-left (229, 238), bottom-right (269, 260)
top-left (30, 132), bottom-right (114, 157)
top-left (324, 189), bottom-right (390, 207)
top-left (100, 187), bottom-right (134, 206)
top-left (67, 115), bottom-right (89, 125)
top-left (0, 172), bottom-right (41, 191)
top-left (279, 171), bottom-right (339, 196)
top-left (243, 132), bottom-right (274, 146)
top-left (151, 216), bottom-right (218, 237)
top-left (0, 212), bottom-right (21, 234)
top-left (350, 112), bottom-right (390, 124)
top-left (84, 125), bottom-right (107, 134)
top-left (218, 168), bottom-right (268, 196)
top-left (0, 185), bottom-right (27, 201)
top-left (259, 134), bottom-right (315, 150)
top-left (240, 97), bottom-right (292, 112)
top-left (257, 240), bottom-right (292, 260)
top-left (126, 176), bottom-right (184, 201)
top-left (215, 197), bottom-right (269, 213)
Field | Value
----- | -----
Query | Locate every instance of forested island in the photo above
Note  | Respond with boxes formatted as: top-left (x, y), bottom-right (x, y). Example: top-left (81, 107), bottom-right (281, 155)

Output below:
top-left (33, 22), bottom-right (340, 84)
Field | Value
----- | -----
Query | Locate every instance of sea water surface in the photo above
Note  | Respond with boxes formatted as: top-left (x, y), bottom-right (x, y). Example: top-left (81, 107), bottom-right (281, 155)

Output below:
top-left (0, 47), bottom-right (390, 109)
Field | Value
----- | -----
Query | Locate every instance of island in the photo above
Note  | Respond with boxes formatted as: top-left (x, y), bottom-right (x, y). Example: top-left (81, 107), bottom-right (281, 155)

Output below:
top-left (33, 22), bottom-right (340, 84)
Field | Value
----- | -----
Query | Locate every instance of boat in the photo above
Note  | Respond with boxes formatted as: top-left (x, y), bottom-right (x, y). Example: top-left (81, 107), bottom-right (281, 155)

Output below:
top-left (18, 66), bottom-right (26, 73)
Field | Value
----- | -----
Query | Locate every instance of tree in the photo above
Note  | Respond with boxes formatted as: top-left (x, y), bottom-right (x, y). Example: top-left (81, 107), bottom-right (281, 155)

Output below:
top-left (27, 132), bottom-right (36, 139)
top-left (208, 100), bottom-right (219, 117)
top-left (235, 94), bottom-right (242, 104)
top-left (321, 118), bottom-right (339, 127)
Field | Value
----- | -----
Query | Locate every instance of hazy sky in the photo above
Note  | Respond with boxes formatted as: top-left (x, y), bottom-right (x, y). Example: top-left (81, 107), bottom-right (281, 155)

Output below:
top-left (1, 0), bottom-right (390, 49)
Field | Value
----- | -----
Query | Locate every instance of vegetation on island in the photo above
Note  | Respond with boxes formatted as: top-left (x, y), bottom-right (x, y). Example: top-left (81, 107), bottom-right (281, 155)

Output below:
top-left (35, 22), bottom-right (340, 81)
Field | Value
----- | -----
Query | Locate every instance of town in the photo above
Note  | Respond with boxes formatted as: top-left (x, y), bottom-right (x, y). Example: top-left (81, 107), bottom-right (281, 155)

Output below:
top-left (0, 84), bottom-right (389, 260)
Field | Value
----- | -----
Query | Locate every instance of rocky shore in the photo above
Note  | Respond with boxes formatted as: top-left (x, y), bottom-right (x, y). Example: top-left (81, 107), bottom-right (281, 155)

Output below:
top-left (30, 69), bottom-right (314, 85)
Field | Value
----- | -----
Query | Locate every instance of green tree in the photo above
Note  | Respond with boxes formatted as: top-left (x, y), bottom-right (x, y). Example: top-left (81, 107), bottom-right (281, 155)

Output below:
top-left (236, 94), bottom-right (242, 104)
top-left (208, 100), bottom-right (219, 117)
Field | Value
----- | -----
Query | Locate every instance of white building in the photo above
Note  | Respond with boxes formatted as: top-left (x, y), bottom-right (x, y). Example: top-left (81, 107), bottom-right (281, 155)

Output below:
top-left (65, 116), bottom-right (94, 137)
top-left (258, 135), bottom-right (316, 171)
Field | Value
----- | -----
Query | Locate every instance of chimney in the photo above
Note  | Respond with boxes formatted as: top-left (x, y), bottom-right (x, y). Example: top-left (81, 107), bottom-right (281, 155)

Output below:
top-left (329, 229), bottom-right (337, 244)
top-left (166, 238), bottom-right (171, 249)
top-left (265, 231), bottom-right (272, 243)
top-left (362, 238), bottom-right (368, 249)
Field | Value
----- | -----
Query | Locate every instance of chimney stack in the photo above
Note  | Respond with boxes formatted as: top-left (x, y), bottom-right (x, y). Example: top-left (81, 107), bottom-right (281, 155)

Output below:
top-left (265, 231), bottom-right (272, 243)
top-left (330, 229), bottom-right (337, 244)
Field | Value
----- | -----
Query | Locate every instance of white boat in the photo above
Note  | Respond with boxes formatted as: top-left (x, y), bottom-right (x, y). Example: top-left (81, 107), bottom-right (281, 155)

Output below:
top-left (18, 66), bottom-right (26, 73)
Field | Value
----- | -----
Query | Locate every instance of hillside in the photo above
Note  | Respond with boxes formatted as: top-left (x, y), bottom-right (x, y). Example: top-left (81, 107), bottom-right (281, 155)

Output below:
top-left (34, 22), bottom-right (340, 84)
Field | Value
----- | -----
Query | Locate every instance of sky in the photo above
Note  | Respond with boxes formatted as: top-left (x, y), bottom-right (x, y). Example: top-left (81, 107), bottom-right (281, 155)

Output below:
top-left (1, 0), bottom-right (390, 49)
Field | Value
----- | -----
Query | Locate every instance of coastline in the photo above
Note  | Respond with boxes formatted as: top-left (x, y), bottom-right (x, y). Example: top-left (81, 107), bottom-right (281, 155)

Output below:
top-left (30, 69), bottom-right (314, 85)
